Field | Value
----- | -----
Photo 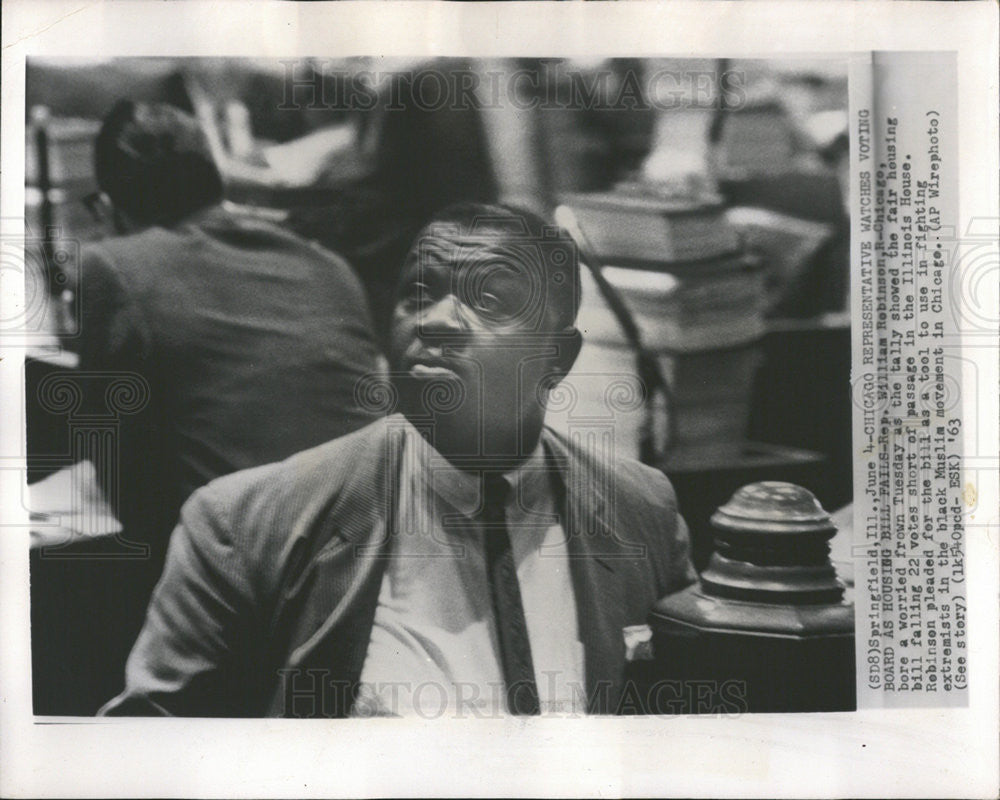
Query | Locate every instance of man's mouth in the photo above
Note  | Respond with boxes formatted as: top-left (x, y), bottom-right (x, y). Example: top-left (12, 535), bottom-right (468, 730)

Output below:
top-left (405, 350), bottom-right (464, 379)
top-left (410, 362), bottom-right (460, 379)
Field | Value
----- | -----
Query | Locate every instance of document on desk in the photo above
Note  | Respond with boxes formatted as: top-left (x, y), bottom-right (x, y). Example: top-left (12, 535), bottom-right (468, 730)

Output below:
top-left (28, 460), bottom-right (122, 549)
top-left (0, 2), bottom-right (996, 799)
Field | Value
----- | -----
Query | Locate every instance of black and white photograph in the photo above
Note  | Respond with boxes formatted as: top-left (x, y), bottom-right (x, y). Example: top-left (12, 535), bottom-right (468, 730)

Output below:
top-left (22, 53), bottom-right (856, 719)
top-left (1, 2), bottom-right (996, 798)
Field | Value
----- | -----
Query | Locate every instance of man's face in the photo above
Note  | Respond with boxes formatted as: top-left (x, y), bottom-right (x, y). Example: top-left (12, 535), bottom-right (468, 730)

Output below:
top-left (388, 223), bottom-right (580, 457)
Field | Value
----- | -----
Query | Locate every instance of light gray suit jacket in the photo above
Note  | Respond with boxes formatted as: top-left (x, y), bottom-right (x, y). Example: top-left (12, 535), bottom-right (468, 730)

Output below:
top-left (101, 415), bottom-right (696, 717)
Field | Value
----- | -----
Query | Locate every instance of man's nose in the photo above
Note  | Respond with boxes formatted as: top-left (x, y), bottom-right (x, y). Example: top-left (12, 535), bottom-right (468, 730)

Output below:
top-left (419, 294), bottom-right (467, 337)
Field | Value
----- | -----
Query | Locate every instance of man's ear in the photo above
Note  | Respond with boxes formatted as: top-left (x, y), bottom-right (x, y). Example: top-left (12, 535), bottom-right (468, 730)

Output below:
top-left (552, 326), bottom-right (582, 378)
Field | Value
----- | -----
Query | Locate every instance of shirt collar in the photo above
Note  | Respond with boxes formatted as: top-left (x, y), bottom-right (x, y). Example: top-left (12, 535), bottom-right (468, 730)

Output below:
top-left (402, 420), bottom-right (550, 518)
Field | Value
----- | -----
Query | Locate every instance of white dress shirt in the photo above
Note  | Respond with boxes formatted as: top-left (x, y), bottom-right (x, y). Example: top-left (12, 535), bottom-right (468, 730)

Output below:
top-left (352, 421), bottom-right (586, 718)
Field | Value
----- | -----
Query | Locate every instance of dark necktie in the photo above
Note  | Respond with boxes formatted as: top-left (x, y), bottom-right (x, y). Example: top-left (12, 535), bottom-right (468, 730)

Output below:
top-left (480, 472), bottom-right (541, 716)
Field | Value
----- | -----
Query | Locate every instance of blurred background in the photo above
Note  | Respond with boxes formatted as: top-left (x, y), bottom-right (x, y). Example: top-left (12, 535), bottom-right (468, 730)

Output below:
top-left (23, 56), bottom-right (853, 714)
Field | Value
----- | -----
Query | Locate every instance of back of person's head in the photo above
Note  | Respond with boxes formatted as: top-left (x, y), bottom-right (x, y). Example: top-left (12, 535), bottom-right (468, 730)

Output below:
top-left (95, 100), bottom-right (224, 227)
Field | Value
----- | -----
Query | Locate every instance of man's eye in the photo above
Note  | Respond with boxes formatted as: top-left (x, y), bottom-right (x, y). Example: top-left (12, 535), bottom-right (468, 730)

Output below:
top-left (473, 292), bottom-right (503, 316)
top-left (403, 282), bottom-right (429, 306)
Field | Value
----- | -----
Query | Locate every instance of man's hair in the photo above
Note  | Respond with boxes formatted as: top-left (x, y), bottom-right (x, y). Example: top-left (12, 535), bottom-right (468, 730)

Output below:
top-left (95, 100), bottom-right (224, 226)
top-left (412, 202), bottom-right (582, 329)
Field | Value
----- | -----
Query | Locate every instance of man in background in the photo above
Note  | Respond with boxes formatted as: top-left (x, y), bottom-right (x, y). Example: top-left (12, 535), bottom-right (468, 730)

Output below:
top-left (66, 100), bottom-right (383, 673)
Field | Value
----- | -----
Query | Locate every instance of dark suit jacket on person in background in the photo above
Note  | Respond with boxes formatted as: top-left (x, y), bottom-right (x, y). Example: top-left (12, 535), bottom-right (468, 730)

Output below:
top-left (100, 414), bottom-right (697, 717)
top-left (70, 203), bottom-right (383, 567)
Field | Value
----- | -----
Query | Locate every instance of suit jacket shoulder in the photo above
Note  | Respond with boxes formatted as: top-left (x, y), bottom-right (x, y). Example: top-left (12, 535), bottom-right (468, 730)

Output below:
top-left (190, 416), bottom-right (397, 595)
top-left (614, 456), bottom-right (696, 596)
top-left (542, 425), bottom-right (696, 598)
top-left (73, 240), bottom-right (154, 367)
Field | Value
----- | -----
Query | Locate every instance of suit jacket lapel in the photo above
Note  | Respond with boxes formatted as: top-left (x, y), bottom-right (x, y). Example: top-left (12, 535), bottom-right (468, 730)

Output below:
top-left (542, 428), bottom-right (626, 714)
top-left (268, 418), bottom-right (406, 717)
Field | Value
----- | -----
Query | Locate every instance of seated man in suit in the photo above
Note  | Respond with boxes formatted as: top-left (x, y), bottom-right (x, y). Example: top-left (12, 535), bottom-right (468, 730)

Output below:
top-left (101, 203), bottom-right (696, 718)
top-left (72, 100), bottom-right (383, 558)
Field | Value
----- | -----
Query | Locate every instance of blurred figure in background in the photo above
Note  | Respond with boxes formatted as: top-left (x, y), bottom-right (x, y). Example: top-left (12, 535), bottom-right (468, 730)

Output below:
top-left (69, 99), bottom-right (383, 568)
top-left (284, 57), bottom-right (501, 340)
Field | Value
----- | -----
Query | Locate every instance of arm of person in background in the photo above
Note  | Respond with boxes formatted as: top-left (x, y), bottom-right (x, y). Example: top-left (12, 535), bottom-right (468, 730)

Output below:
top-left (185, 71), bottom-right (372, 192)
top-left (59, 246), bottom-right (154, 516)
top-left (68, 245), bottom-right (151, 374)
